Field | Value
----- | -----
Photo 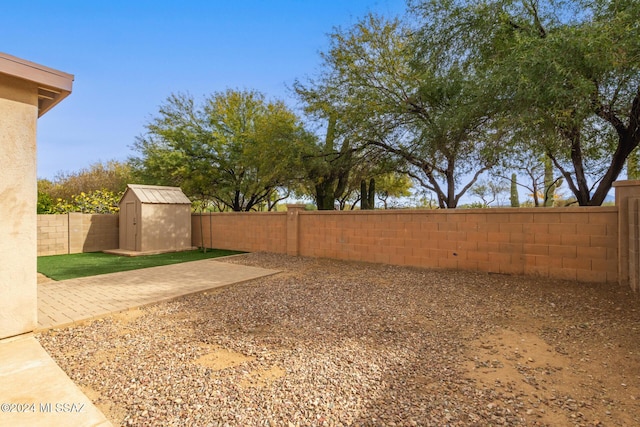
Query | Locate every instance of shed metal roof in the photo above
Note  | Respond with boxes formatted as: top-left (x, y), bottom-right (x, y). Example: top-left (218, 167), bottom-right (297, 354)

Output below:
top-left (123, 184), bottom-right (192, 205)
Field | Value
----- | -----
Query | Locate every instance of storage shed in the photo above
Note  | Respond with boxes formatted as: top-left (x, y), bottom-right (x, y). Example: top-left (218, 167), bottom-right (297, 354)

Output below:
top-left (117, 184), bottom-right (193, 254)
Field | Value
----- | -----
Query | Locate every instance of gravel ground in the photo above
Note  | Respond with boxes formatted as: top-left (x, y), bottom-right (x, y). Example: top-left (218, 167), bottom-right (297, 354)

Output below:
top-left (37, 253), bottom-right (640, 426)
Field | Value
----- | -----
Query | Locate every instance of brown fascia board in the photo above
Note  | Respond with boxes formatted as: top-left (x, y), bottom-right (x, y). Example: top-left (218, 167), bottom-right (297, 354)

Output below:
top-left (0, 52), bottom-right (74, 117)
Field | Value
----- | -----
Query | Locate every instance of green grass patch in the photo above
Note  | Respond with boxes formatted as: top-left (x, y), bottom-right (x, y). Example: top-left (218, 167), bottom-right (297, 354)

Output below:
top-left (38, 249), bottom-right (245, 281)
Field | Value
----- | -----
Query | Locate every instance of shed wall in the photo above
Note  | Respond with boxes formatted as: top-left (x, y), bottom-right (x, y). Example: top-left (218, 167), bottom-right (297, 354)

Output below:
top-left (140, 203), bottom-right (192, 252)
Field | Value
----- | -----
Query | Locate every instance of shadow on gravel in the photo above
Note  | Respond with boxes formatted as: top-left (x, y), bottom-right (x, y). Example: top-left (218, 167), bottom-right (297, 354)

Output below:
top-left (38, 254), bottom-right (640, 426)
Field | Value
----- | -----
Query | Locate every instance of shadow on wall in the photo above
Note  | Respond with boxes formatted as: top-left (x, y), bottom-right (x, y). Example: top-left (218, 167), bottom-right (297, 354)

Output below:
top-left (37, 213), bottom-right (119, 256)
top-left (129, 203), bottom-right (191, 253)
top-left (81, 214), bottom-right (119, 253)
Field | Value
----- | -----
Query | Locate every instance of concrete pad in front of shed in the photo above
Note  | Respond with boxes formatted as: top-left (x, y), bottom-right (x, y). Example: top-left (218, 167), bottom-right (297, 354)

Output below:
top-left (102, 247), bottom-right (199, 257)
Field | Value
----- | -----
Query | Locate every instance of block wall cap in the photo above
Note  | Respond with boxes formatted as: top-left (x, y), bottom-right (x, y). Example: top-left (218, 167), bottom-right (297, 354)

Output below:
top-left (613, 180), bottom-right (640, 187)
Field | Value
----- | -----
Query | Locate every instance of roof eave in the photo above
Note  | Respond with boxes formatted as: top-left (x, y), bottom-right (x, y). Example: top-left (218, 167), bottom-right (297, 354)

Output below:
top-left (0, 52), bottom-right (74, 117)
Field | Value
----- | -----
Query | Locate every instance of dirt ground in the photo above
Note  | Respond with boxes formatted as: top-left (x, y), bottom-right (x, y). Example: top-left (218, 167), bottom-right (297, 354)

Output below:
top-left (38, 253), bottom-right (640, 426)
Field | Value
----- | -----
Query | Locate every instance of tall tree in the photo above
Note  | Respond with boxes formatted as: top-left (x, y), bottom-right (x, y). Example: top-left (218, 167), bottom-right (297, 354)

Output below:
top-left (295, 14), bottom-right (505, 208)
top-left (300, 115), bottom-right (354, 210)
top-left (131, 90), bottom-right (310, 211)
top-left (411, 0), bottom-right (640, 205)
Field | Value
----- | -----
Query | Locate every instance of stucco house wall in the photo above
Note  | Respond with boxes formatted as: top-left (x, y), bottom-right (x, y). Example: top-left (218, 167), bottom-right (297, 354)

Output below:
top-left (0, 53), bottom-right (72, 339)
top-left (0, 73), bottom-right (39, 337)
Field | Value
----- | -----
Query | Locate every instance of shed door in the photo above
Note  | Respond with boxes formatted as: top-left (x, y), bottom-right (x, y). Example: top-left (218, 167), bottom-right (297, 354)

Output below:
top-left (124, 201), bottom-right (137, 251)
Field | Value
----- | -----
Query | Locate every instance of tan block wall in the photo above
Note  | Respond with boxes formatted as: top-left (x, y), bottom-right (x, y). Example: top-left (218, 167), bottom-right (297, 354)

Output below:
top-left (193, 207), bottom-right (618, 284)
top-left (297, 208), bottom-right (618, 284)
top-left (80, 214), bottom-right (119, 252)
top-left (192, 212), bottom-right (287, 254)
top-left (613, 180), bottom-right (640, 288)
top-left (37, 214), bottom-right (70, 255)
top-left (37, 214), bottom-right (119, 256)
top-left (36, 207), bottom-right (619, 285)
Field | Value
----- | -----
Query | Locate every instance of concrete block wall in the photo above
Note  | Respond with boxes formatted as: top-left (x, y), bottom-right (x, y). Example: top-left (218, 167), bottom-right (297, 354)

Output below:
top-left (297, 208), bottom-right (618, 284)
top-left (79, 214), bottom-right (119, 253)
top-left (37, 213), bottom-right (119, 256)
top-left (613, 181), bottom-right (640, 289)
top-left (192, 212), bottom-right (287, 254)
top-left (37, 214), bottom-right (69, 256)
top-left (192, 206), bottom-right (618, 284)
top-left (34, 204), bottom-right (626, 285)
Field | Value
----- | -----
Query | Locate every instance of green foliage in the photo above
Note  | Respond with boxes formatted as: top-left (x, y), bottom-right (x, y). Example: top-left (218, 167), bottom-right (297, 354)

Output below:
top-left (412, 0), bottom-right (640, 205)
top-left (628, 147), bottom-right (640, 180)
top-left (375, 173), bottom-right (412, 209)
top-left (38, 161), bottom-right (133, 213)
top-left (300, 115), bottom-right (354, 210)
top-left (44, 160), bottom-right (133, 203)
top-left (469, 179), bottom-right (509, 207)
top-left (295, 13), bottom-right (505, 208)
top-left (48, 190), bottom-right (121, 214)
top-left (131, 90), bottom-right (310, 211)
top-left (37, 191), bottom-right (54, 214)
top-left (459, 201), bottom-right (488, 209)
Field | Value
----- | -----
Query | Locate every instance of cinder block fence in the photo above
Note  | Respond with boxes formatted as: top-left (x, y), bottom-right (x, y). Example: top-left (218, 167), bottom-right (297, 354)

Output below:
top-left (38, 180), bottom-right (640, 289)
top-left (192, 206), bottom-right (618, 284)
top-left (37, 212), bottom-right (118, 256)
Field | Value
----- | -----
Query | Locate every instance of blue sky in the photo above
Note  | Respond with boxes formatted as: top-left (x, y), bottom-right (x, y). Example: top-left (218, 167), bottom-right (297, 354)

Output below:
top-left (1, 0), bottom-right (406, 180)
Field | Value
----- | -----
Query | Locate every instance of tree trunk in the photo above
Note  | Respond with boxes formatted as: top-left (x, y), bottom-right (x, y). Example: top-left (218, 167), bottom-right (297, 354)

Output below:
top-left (316, 182), bottom-right (336, 210)
top-left (559, 90), bottom-right (640, 206)
top-left (360, 178), bottom-right (376, 210)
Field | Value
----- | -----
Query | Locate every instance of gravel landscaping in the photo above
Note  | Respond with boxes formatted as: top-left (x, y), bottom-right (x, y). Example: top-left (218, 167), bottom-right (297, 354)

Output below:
top-left (37, 253), bottom-right (640, 426)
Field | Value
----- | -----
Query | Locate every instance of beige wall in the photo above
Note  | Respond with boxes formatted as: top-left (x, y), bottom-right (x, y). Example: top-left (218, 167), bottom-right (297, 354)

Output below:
top-left (140, 204), bottom-right (192, 252)
top-left (33, 203), bottom-right (629, 286)
top-left (614, 181), bottom-right (640, 290)
top-left (37, 214), bottom-right (69, 256)
top-left (0, 74), bottom-right (38, 337)
top-left (192, 212), bottom-right (288, 254)
top-left (193, 207), bottom-right (618, 284)
top-left (297, 208), bottom-right (617, 283)
top-left (37, 214), bottom-right (119, 256)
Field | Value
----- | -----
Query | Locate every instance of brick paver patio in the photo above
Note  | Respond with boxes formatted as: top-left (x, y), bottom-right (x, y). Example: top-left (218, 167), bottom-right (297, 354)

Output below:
top-left (37, 258), bottom-right (279, 330)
